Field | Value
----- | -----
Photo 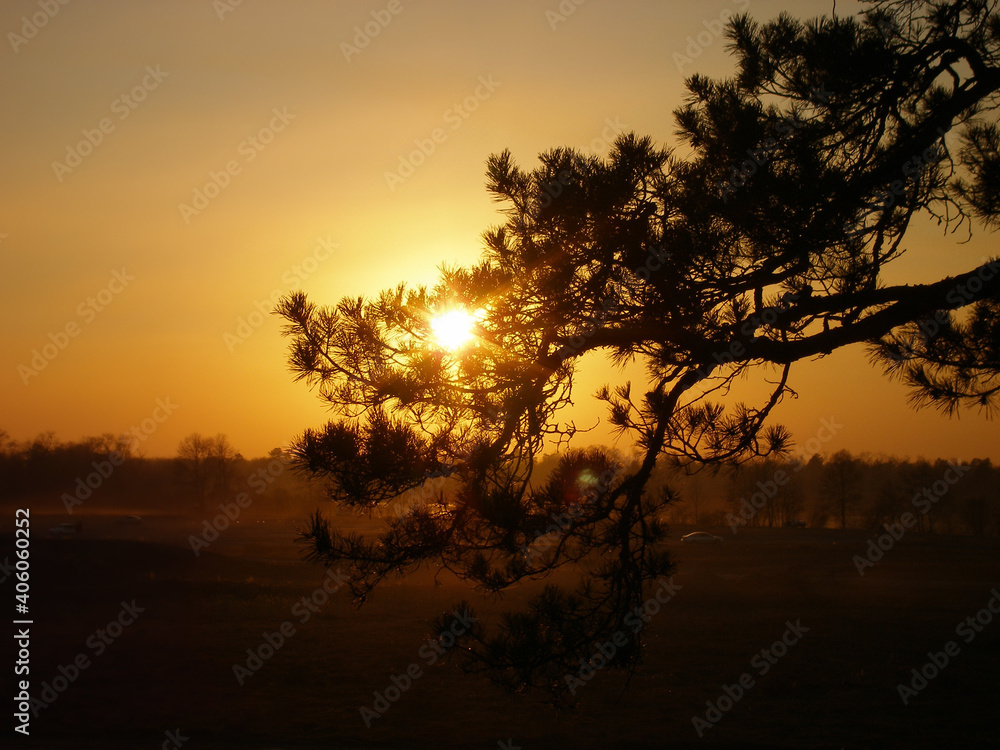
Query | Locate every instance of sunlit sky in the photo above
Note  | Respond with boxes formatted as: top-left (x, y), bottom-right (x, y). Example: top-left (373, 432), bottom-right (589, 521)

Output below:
top-left (1, 0), bottom-right (996, 461)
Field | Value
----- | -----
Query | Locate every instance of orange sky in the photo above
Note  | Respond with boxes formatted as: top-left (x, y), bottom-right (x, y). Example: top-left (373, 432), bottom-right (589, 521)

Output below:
top-left (1, 0), bottom-right (996, 462)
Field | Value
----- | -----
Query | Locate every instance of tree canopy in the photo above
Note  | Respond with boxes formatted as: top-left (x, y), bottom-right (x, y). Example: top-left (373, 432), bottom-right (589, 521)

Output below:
top-left (276, 0), bottom-right (1000, 703)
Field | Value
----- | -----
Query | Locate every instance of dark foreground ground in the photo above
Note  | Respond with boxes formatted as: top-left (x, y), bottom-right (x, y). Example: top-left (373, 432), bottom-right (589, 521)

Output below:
top-left (3, 512), bottom-right (999, 749)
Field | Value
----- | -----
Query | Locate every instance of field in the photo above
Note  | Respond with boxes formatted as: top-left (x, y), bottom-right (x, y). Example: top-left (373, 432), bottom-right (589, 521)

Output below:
top-left (6, 512), bottom-right (1000, 749)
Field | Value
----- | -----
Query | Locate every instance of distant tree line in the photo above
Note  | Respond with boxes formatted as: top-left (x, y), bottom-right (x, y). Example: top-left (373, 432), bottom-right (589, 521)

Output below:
top-left (0, 429), bottom-right (318, 517)
top-left (3, 428), bottom-right (996, 536)
top-left (640, 450), bottom-right (1000, 535)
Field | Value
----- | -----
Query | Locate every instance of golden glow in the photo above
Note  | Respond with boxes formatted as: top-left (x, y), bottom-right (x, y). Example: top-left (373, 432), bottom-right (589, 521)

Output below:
top-left (430, 309), bottom-right (479, 351)
top-left (0, 1), bottom-right (996, 462)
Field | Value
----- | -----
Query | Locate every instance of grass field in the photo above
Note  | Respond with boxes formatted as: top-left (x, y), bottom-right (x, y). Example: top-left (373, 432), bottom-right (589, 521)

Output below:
top-left (6, 512), bottom-right (1000, 749)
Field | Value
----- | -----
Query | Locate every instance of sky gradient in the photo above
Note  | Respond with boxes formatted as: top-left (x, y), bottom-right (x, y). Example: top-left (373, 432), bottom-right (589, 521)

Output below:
top-left (2, 0), bottom-right (997, 461)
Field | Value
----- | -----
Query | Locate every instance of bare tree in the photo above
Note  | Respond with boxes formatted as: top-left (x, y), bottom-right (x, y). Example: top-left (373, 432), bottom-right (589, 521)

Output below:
top-left (208, 433), bottom-right (241, 498)
top-left (176, 433), bottom-right (214, 510)
top-left (822, 451), bottom-right (862, 529)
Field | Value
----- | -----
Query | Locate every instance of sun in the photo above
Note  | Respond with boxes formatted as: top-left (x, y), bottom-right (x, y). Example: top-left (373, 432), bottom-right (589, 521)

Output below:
top-left (430, 308), bottom-right (480, 351)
